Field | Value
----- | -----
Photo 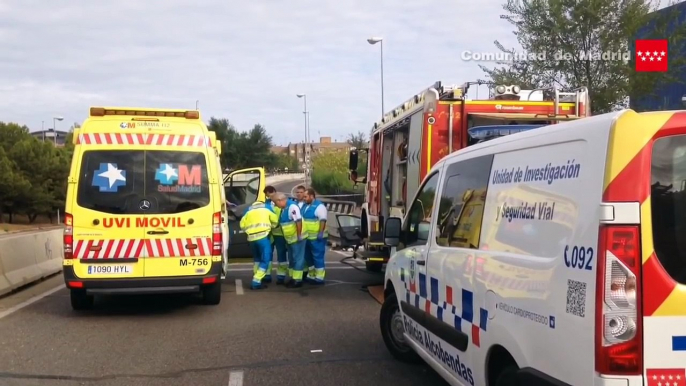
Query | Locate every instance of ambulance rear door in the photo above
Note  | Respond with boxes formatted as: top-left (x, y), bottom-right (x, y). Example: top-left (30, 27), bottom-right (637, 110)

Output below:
top-left (143, 148), bottom-right (216, 277)
top-left (71, 148), bottom-right (147, 279)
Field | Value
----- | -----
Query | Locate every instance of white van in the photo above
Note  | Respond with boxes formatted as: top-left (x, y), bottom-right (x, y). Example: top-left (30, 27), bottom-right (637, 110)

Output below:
top-left (379, 109), bottom-right (686, 386)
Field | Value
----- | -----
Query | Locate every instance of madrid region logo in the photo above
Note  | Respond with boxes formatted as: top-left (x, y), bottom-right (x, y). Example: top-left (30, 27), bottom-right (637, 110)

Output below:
top-left (92, 163), bottom-right (126, 192)
top-left (155, 163), bottom-right (202, 193)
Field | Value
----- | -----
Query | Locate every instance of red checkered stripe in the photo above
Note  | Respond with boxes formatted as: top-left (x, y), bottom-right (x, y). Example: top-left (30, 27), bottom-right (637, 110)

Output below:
top-left (75, 239), bottom-right (145, 259)
top-left (75, 238), bottom-right (213, 258)
top-left (76, 133), bottom-right (211, 147)
top-left (145, 238), bottom-right (212, 257)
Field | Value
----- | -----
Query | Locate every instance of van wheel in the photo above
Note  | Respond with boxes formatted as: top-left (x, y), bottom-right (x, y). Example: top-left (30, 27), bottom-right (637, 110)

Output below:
top-left (380, 292), bottom-right (420, 363)
top-left (366, 261), bottom-right (383, 272)
top-left (494, 365), bottom-right (520, 386)
top-left (70, 289), bottom-right (94, 311)
top-left (202, 280), bottom-right (221, 305)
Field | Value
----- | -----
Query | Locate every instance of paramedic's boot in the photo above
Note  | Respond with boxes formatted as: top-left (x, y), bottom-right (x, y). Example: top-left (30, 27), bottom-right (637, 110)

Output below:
top-left (262, 275), bottom-right (272, 284)
top-left (251, 280), bottom-right (267, 290)
top-left (285, 280), bottom-right (302, 289)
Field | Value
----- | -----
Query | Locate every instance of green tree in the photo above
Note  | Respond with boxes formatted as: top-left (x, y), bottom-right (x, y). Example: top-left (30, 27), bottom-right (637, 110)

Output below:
top-left (347, 131), bottom-right (368, 179)
top-left (311, 151), bottom-right (359, 195)
top-left (274, 153), bottom-right (299, 170)
top-left (0, 122), bottom-right (71, 223)
top-left (347, 131), bottom-right (368, 149)
top-left (0, 147), bottom-right (31, 223)
top-left (479, 0), bottom-right (686, 113)
top-left (206, 118), bottom-right (279, 170)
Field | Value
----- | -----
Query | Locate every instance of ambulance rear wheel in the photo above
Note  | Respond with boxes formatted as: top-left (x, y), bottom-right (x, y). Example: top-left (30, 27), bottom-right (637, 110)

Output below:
top-left (202, 280), bottom-right (221, 305)
top-left (70, 289), bottom-right (94, 311)
top-left (380, 292), bottom-right (420, 363)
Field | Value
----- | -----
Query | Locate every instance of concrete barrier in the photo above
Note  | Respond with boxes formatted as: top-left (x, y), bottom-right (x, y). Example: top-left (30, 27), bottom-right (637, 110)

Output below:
top-left (266, 173), bottom-right (304, 184)
top-left (0, 228), bottom-right (64, 296)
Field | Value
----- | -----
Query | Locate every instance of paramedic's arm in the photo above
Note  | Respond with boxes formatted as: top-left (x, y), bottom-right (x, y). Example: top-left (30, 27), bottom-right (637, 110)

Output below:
top-left (239, 215), bottom-right (247, 231)
top-left (289, 205), bottom-right (304, 239)
top-left (315, 205), bottom-right (327, 237)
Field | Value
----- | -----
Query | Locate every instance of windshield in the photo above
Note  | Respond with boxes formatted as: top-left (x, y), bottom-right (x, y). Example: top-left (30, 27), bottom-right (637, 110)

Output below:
top-left (77, 150), bottom-right (210, 215)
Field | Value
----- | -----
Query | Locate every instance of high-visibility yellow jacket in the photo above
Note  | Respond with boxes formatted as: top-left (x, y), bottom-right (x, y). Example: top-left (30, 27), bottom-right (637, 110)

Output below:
top-left (240, 201), bottom-right (278, 242)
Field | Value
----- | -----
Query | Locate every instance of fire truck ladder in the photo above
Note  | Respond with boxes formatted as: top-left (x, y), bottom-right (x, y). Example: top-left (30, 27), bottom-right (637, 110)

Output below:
top-left (523, 86), bottom-right (590, 119)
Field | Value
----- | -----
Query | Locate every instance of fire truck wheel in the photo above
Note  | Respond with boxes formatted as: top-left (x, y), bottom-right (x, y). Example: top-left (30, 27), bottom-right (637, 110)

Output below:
top-left (380, 292), bottom-right (421, 363)
top-left (365, 261), bottom-right (383, 272)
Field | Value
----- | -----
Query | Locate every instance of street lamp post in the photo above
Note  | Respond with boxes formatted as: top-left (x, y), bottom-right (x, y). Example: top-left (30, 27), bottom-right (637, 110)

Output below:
top-left (296, 94), bottom-right (309, 184)
top-left (53, 116), bottom-right (64, 145)
top-left (367, 37), bottom-right (385, 115)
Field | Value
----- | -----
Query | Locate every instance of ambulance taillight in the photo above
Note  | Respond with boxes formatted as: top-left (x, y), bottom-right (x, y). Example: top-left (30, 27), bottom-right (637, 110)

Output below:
top-left (212, 212), bottom-right (222, 256)
top-left (595, 225), bottom-right (642, 375)
top-left (64, 213), bottom-right (74, 259)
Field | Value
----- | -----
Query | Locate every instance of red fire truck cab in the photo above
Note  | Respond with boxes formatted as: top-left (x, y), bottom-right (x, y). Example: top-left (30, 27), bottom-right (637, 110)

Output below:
top-left (347, 81), bottom-right (590, 271)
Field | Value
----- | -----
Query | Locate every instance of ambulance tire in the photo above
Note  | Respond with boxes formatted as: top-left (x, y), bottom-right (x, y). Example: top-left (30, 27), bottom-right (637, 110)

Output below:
top-left (70, 289), bottom-right (94, 311)
top-left (494, 365), bottom-right (520, 386)
top-left (380, 292), bottom-right (420, 363)
top-left (202, 281), bottom-right (222, 305)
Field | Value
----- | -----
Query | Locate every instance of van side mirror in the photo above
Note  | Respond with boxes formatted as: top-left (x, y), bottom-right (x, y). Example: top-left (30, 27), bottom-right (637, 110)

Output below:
top-left (384, 217), bottom-right (402, 246)
top-left (348, 150), bottom-right (359, 171)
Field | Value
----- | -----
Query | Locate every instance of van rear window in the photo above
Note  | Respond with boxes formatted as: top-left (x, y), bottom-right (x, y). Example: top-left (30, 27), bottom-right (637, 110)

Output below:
top-left (77, 150), bottom-right (210, 215)
top-left (651, 135), bottom-right (686, 284)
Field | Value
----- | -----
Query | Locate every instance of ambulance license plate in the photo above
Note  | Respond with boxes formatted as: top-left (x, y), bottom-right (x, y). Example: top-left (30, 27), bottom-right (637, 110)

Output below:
top-left (87, 265), bottom-right (133, 275)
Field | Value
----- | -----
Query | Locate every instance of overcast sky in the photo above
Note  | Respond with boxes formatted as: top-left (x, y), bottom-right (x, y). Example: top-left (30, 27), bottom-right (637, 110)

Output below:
top-left (0, 0), bottom-right (666, 146)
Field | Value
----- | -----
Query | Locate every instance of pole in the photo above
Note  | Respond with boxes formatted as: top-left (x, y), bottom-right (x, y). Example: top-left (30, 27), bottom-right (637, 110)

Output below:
top-left (53, 118), bottom-right (57, 145)
top-left (303, 96), bottom-right (309, 184)
top-left (380, 40), bottom-right (385, 114)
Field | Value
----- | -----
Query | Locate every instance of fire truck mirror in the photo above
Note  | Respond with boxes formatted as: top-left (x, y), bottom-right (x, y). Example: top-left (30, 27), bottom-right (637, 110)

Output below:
top-left (348, 150), bottom-right (359, 171)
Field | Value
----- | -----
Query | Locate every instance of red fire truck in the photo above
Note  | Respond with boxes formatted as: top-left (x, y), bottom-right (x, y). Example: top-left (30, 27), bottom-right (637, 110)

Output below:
top-left (347, 81), bottom-right (590, 271)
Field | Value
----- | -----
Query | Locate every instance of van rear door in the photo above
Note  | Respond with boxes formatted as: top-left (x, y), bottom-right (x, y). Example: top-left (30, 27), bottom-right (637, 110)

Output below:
top-left (143, 150), bottom-right (215, 277)
top-left (72, 150), bottom-right (146, 278)
top-left (643, 132), bottom-right (686, 380)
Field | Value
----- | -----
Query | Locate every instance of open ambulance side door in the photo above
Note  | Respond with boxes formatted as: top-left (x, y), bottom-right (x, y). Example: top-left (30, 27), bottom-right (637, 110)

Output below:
top-left (223, 167), bottom-right (266, 259)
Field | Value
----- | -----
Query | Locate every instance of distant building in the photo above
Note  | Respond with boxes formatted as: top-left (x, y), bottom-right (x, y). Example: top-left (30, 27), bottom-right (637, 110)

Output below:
top-left (271, 136), bottom-right (354, 167)
top-left (30, 130), bottom-right (69, 147)
top-left (630, 1), bottom-right (686, 111)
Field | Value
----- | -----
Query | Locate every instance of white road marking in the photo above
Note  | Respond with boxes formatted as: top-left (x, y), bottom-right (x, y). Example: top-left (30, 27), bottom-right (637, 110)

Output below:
top-left (235, 279), bottom-right (244, 295)
top-left (228, 370), bottom-right (244, 386)
top-left (310, 349), bottom-right (323, 353)
top-left (0, 285), bottom-right (64, 321)
top-left (331, 250), bottom-right (354, 257)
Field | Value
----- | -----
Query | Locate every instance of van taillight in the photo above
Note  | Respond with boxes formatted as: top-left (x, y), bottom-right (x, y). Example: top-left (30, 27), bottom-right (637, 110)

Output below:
top-left (595, 225), bottom-right (642, 375)
top-left (212, 212), bottom-right (222, 256)
top-left (64, 213), bottom-right (74, 259)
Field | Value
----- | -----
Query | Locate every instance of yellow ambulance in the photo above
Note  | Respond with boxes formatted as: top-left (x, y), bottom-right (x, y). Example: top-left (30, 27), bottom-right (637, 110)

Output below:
top-left (62, 107), bottom-right (263, 310)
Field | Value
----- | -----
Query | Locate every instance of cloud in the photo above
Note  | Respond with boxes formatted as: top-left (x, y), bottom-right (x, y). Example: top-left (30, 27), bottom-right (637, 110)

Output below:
top-left (0, 0), bottom-right (518, 144)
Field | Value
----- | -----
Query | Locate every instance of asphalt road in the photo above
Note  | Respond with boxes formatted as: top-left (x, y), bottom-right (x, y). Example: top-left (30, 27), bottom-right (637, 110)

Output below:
top-left (271, 178), bottom-right (305, 197)
top-left (0, 250), bottom-right (448, 386)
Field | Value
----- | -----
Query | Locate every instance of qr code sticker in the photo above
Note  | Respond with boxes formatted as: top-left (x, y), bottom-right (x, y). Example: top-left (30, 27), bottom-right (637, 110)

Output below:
top-left (566, 279), bottom-right (587, 318)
